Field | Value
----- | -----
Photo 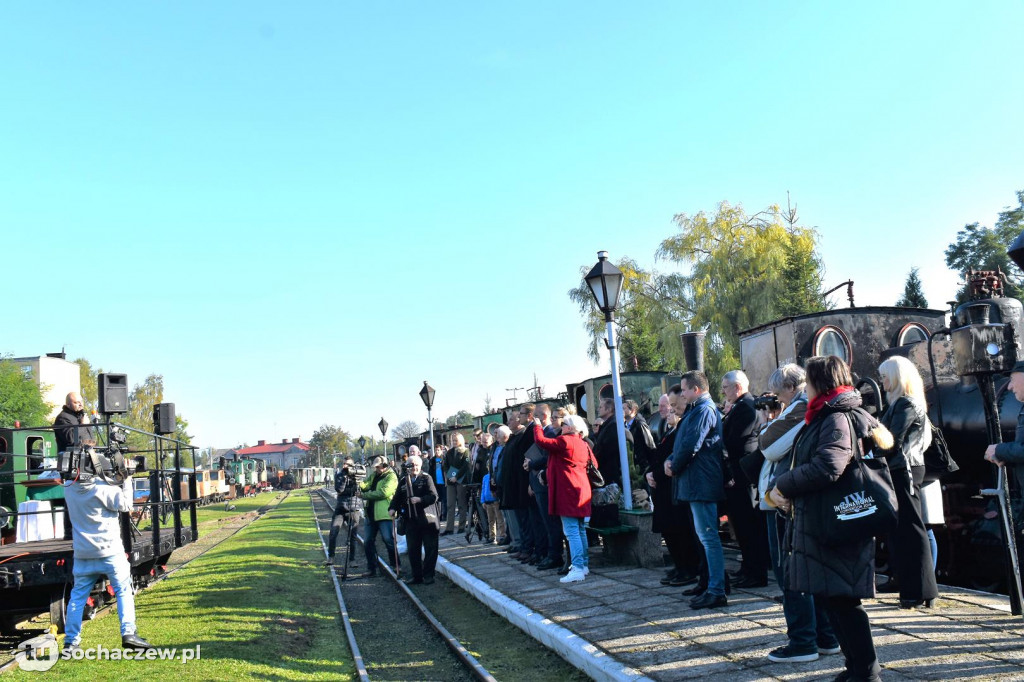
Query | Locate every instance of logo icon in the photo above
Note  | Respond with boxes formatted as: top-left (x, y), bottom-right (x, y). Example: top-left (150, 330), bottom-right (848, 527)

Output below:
top-left (15, 632), bottom-right (59, 672)
top-left (833, 490), bottom-right (877, 521)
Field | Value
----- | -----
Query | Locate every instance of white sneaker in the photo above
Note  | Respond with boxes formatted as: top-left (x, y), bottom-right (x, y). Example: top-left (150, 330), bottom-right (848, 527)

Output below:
top-left (583, 567), bottom-right (590, 575)
top-left (560, 567), bottom-right (586, 583)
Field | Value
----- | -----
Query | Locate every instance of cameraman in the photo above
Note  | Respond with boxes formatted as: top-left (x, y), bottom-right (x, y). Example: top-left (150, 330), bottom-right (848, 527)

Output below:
top-left (389, 454), bottom-right (441, 584)
top-left (359, 456), bottom-right (398, 577)
top-left (325, 457), bottom-right (362, 567)
top-left (63, 446), bottom-right (152, 653)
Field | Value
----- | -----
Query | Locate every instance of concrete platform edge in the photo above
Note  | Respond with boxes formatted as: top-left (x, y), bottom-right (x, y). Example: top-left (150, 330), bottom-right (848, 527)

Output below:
top-left (437, 555), bottom-right (655, 682)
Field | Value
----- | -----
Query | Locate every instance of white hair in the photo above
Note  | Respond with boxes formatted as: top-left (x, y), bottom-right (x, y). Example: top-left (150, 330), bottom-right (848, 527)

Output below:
top-left (565, 415), bottom-right (589, 439)
top-left (723, 370), bottom-right (750, 391)
top-left (407, 454), bottom-right (422, 468)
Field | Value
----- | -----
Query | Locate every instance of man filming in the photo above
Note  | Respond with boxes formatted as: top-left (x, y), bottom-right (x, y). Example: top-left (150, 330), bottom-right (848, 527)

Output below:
top-left (63, 445), bottom-right (152, 653)
top-left (325, 457), bottom-right (362, 568)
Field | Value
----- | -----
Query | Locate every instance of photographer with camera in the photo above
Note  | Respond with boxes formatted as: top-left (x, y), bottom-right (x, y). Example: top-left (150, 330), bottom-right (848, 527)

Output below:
top-left (325, 457), bottom-right (363, 568)
top-left (62, 441), bottom-right (153, 654)
top-left (389, 453), bottom-right (441, 584)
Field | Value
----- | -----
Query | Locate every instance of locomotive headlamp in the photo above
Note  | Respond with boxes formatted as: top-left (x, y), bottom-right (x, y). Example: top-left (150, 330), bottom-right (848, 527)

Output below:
top-left (1008, 230), bottom-right (1024, 271)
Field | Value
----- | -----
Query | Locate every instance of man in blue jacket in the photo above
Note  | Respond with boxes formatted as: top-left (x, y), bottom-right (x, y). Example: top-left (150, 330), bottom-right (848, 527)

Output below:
top-left (665, 370), bottom-right (727, 609)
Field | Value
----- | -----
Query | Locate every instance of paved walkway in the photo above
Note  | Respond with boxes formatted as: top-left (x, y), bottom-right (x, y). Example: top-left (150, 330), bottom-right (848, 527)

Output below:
top-left (437, 533), bottom-right (1024, 681)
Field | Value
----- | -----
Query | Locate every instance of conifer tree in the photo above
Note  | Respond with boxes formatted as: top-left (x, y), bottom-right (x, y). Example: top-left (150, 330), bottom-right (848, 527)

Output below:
top-left (895, 267), bottom-right (929, 308)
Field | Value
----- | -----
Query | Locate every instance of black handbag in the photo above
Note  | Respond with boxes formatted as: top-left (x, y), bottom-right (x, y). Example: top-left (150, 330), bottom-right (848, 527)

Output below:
top-left (807, 413), bottom-right (898, 547)
top-left (922, 421), bottom-right (958, 483)
top-left (585, 444), bottom-right (605, 488)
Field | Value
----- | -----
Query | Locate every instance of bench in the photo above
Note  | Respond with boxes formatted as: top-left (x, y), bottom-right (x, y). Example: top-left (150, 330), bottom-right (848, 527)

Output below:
top-left (586, 509), bottom-right (661, 567)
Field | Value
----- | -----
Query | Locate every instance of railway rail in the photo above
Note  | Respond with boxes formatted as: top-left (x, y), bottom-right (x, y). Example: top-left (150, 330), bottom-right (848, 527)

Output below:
top-left (311, 488), bottom-right (497, 682)
top-left (0, 492), bottom-right (288, 674)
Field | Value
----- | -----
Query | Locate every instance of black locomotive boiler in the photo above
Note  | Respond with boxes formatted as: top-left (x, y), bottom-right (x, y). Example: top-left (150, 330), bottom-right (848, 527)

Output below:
top-left (738, 284), bottom-right (1024, 593)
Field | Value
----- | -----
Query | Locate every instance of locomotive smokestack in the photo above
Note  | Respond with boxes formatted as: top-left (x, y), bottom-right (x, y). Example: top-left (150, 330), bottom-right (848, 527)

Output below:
top-left (680, 331), bottom-right (706, 373)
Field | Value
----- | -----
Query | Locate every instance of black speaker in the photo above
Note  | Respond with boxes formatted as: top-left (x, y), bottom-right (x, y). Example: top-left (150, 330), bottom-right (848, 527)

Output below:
top-left (153, 403), bottom-right (176, 435)
top-left (98, 373), bottom-right (129, 414)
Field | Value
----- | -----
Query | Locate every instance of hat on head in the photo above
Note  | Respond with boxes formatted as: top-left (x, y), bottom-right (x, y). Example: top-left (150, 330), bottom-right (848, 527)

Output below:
top-left (369, 455), bottom-right (386, 468)
top-left (1011, 360), bottom-right (1024, 374)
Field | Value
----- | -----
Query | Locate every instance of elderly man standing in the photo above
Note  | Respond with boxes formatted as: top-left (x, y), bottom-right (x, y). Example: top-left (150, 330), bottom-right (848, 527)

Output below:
top-left (721, 370), bottom-right (770, 588)
top-left (666, 371), bottom-right (727, 610)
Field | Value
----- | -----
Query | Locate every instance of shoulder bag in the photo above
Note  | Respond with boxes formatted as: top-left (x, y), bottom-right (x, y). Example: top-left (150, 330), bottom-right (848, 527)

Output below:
top-left (585, 444), bottom-right (605, 488)
top-left (922, 420), bottom-right (958, 483)
top-left (807, 412), bottom-right (898, 547)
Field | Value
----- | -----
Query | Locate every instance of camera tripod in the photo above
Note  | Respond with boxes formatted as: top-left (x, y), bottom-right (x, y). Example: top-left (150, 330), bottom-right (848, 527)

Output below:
top-left (463, 484), bottom-right (490, 544)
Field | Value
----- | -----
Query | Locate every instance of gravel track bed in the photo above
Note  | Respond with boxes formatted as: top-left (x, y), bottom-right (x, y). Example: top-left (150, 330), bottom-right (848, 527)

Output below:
top-left (312, 494), bottom-right (475, 682)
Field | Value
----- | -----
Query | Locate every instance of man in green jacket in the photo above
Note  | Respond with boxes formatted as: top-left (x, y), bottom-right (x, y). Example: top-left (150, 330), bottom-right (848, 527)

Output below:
top-left (360, 456), bottom-right (398, 577)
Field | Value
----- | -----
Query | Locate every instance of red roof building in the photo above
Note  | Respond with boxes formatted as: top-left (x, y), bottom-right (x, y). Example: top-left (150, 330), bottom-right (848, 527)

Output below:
top-left (232, 438), bottom-right (310, 470)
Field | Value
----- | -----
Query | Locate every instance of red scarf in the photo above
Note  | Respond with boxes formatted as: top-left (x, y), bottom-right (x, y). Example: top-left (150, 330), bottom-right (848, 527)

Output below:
top-left (805, 385), bottom-right (855, 424)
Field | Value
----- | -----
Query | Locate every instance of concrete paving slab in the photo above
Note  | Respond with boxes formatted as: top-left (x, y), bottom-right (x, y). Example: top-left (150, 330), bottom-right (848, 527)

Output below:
top-left (436, 532), bottom-right (1024, 680)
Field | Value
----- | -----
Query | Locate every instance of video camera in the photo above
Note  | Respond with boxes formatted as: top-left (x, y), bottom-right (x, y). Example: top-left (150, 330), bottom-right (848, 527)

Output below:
top-left (753, 392), bottom-right (782, 412)
top-left (341, 462), bottom-right (367, 481)
top-left (57, 426), bottom-right (146, 484)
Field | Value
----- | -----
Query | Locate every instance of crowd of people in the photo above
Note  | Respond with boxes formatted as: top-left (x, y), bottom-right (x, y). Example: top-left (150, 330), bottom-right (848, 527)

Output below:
top-left (321, 353), bottom-right (992, 682)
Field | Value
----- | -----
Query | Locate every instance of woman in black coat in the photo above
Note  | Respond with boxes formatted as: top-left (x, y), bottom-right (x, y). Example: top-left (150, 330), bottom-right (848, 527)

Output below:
top-left (768, 355), bottom-right (893, 682)
top-left (390, 454), bottom-right (441, 585)
top-left (877, 356), bottom-right (939, 608)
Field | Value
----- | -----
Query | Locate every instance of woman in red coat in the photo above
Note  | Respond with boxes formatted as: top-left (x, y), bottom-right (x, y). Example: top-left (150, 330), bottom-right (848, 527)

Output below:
top-left (533, 415), bottom-right (594, 584)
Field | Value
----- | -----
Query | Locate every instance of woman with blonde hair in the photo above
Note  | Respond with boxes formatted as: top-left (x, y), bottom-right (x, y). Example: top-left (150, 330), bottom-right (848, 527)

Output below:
top-left (877, 355), bottom-right (938, 609)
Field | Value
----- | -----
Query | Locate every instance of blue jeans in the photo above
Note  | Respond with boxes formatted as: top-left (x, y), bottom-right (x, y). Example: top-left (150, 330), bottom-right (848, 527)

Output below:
top-left (690, 501), bottom-right (725, 597)
top-left (766, 512), bottom-right (838, 652)
top-left (363, 517), bottom-right (397, 573)
top-left (65, 554), bottom-right (136, 646)
top-left (560, 517), bottom-right (589, 570)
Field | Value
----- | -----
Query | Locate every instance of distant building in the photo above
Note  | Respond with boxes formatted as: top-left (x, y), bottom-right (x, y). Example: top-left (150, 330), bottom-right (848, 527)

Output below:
top-left (231, 438), bottom-right (310, 470)
top-left (11, 353), bottom-right (82, 421)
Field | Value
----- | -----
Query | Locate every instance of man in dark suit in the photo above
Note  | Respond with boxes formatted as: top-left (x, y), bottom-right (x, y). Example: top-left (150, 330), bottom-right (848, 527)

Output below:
top-left (721, 370), bottom-right (770, 588)
top-left (624, 399), bottom-right (656, 471)
top-left (591, 397), bottom-right (634, 488)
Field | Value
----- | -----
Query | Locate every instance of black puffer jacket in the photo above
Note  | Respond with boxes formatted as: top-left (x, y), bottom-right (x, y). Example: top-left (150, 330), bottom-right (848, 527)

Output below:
top-left (774, 389), bottom-right (891, 599)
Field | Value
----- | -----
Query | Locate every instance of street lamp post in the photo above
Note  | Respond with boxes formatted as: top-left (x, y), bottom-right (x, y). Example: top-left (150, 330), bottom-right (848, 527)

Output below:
top-left (378, 417), bottom-right (388, 460)
top-left (419, 381), bottom-right (436, 465)
top-left (585, 250), bottom-right (632, 510)
top-left (358, 436), bottom-right (366, 463)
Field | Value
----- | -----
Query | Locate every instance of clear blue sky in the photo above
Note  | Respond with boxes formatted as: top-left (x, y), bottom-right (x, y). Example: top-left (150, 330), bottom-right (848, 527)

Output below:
top-left (3, 2), bottom-right (1022, 449)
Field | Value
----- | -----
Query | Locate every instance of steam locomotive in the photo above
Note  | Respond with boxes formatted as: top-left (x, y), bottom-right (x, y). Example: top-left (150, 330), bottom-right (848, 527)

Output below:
top-left (736, 272), bottom-right (1024, 592)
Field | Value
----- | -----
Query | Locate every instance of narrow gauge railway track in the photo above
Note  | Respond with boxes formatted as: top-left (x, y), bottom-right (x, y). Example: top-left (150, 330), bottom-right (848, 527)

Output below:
top-left (0, 492), bottom-right (289, 674)
top-left (311, 489), bottom-right (496, 682)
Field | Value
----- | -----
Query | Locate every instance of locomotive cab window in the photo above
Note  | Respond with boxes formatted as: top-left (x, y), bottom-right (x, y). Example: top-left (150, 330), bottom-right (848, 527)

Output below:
top-left (897, 323), bottom-right (929, 346)
top-left (813, 326), bottom-right (852, 363)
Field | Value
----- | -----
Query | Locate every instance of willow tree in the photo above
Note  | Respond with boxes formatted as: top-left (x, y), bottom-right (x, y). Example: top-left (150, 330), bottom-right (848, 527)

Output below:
top-left (655, 201), bottom-right (826, 385)
top-left (568, 257), bottom-right (680, 372)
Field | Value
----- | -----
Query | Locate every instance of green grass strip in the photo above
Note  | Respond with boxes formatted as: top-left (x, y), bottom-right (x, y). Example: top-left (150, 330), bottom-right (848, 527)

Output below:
top-left (13, 491), bottom-right (355, 680)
